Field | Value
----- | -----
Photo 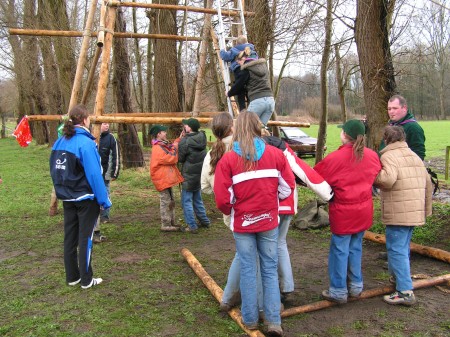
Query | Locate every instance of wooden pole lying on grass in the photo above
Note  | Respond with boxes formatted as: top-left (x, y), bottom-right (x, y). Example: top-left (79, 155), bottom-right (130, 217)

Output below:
top-left (281, 273), bottom-right (450, 318)
top-left (180, 248), bottom-right (266, 337)
top-left (364, 231), bottom-right (450, 264)
top-left (26, 115), bottom-right (311, 128)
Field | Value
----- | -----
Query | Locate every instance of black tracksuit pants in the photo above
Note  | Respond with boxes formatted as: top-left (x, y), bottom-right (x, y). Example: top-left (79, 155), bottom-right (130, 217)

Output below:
top-left (63, 199), bottom-right (100, 286)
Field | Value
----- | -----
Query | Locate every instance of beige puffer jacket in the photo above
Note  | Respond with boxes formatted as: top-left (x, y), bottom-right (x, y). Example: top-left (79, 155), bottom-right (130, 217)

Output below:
top-left (375, 141), bottom-right (432, 226)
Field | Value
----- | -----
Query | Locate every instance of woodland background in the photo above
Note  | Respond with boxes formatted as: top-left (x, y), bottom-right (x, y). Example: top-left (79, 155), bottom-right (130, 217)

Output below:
top-left (0, 0), bottom-right (449, 165)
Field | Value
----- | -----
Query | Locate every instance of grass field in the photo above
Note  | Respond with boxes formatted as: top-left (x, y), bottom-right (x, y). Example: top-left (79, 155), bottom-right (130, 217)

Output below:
top-left (1, 121), bottom-right (449, 336)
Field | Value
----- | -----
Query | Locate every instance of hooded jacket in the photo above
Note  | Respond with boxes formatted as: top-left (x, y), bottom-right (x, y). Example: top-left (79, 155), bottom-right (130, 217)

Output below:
top-left (50, 126), bottom-right (111, 209)
top-left (314, 143), bottom-right (381, 235)
top-left (178, 131), bottom-right (207, 191)
top-left (228, 59), bottom-right (273, 102)
top-left (150, 139), bottom-right (184, 192)
top-left (214, 138), bottom-right (295, 233)
top-left (375, 141), bottom-right (432, 225)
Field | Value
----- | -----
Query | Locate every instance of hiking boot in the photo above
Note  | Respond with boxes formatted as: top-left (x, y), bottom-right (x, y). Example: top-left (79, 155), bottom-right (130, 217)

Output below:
top-left (68, 278), bottom-right (81, 286)
top-left (321, 290), bottom-right (347, 304)
top-left (160, 226), bottom-right (180, 232)
top-left (281, 292), bottom-right (292, 303)
top-left (267, 324), bottom-right (283, 337)
top-left (181, 227), bottom-right (198, 234)
top-left (383, 290), bottom-right (416, 306)
top-left (199, 222), bottom-right (211, 228)
top-left (93, 233), bottom-right (107, 243)
top-left (349, 291), bottom-right (362, 298)
top-left (242, 320), bottom-right (258, 330)
top-left (81, 277), bottom-right (103, 289)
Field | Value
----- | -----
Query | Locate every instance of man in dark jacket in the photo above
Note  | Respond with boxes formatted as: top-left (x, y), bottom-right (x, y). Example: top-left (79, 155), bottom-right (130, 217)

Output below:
top-left (379, 95), bottom-right (426, 160)
top-left (178, 118), bottom-right (210, 233)
top-left (94, 123), bottom-right (120, 243)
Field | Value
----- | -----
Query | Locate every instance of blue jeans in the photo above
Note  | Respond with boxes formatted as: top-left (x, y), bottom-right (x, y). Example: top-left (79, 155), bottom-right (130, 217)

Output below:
top-left (100, 180), bottom-right (110, 220)
top-left (328, 231), bottom-right (365, 300)
top-left (222, 252), bottom-right (263, 311)
top-left (181, 189), bottom-right (210, 230)
top-left (278, 215), bottom-right (294, 293)
top-left (386, 225), bottom-right (414, 292)
top-left (247, 97), bottom-right (275, 125)
top-left (233, 228), bottom-right (281, 326)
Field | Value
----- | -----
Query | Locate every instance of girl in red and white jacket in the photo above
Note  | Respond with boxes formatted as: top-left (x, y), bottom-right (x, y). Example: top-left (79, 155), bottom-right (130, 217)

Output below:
top-left (214, 111), bottom-right (295, 335)
top-left (314, 119), bottom-right (381, 304)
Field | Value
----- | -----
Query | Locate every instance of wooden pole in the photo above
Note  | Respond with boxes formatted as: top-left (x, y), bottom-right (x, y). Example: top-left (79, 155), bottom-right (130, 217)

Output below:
top-left (112, 1), bottom-right (255, 17)
top-left (81, 46), bottom-right (102, 105)
top-left (93, 4), bottom-right (118, 140)
top-left (27, 114), bottom-right (311, 127)
top-left (281, 273), bottom-right (450, 318)
top-left (192, 0), bottom-right (213, 115)
top-left (180, 248), bottom-right (265, 337)
top-left (9, 28), bottom-right (202, 42)
top-left (68, 0), bottom-right (99, 110)
top-left (97, 0), bottom-right (107, 47)
top-left (364, 231), bottom-right (450, 264)
top-left (106, 112), bottom-right (220, 117)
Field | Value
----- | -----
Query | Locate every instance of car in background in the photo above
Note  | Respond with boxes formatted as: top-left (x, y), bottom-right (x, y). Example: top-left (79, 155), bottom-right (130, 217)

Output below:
top-left (280, 127), bottom-right (324, 157)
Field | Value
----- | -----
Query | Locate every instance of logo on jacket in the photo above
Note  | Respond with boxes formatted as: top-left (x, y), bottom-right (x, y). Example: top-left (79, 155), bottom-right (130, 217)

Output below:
top-left (241, 213), bottom-right (273, 227)
top-left (55, 153), bottom-right (67, 170)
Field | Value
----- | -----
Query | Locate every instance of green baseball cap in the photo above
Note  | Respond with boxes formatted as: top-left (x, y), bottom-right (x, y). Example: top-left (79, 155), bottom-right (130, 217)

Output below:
top-left (182, 118), bottom-right (200, 132)
top-left (149, 124), bottom-right (168, 136)
top-left (338, 119), bottom-right (365, 139)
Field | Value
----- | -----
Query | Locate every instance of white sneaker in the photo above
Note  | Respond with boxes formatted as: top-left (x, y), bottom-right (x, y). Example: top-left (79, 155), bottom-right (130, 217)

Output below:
top-left (81, 277), bottom-right (103, 289)
top-left (68, 278), bottom-right (81, 286)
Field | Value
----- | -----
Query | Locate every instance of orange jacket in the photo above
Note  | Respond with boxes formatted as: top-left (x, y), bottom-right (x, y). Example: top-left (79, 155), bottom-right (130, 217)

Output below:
top-left (150, 140), bottom-right (184, 191)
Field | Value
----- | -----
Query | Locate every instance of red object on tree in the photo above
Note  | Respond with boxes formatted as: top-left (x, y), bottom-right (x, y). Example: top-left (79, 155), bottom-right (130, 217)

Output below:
top-left (13, 116), bottom-right (33, 147)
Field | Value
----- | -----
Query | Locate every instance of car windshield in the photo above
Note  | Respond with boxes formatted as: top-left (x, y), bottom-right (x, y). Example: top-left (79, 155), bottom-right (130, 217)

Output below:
top-left (282, 128), bottom-right (309, 138)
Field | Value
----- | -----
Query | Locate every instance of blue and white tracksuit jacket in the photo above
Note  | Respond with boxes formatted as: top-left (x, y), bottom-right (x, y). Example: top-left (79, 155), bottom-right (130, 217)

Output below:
top-left (50, 126), bottom-right (112, 209)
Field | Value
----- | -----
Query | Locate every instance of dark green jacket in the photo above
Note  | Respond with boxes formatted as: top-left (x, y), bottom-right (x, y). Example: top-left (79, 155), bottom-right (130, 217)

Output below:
top-left (379, 111), bottom-right (426, 160)
top-left (178, 131), bottom-right (207, 191)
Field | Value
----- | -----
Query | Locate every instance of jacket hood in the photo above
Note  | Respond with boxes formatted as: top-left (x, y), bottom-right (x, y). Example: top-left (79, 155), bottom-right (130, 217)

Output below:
top-left (233, 137), bottom-right (265, 160)
top-left (241, 58), bottom-right (267, 77)
top-left (380, 141), bottom-right (408, 155)
top-left (185, 131), bottom-right (207, 150)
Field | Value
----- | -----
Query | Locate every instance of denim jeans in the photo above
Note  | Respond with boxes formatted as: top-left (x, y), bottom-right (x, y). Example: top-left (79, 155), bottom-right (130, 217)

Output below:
top-left (181, 189), bottom-right (210, 229)
top-left (328, 231), bottom-right (365, 300)
top-left (386, 225), bottom-right (414, 292)
top-left (247, 97), bottom-right (275, 125)
top-left (100, 180), bottom-right (110, 220)
top-left (278, 215), bottom-right (294, 293)
top-left (222, 252), bottom-right (263, 311)
top-left (233, 228), bottom-right (281, 326)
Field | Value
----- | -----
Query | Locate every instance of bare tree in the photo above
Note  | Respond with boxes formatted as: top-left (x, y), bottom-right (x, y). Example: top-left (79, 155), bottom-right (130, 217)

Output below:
top-left (113, 7), bottom-right (144, 168)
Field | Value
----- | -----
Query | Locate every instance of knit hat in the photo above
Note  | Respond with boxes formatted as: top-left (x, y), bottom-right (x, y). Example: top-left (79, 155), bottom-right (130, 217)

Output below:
top-left (182, 118), bottom-right (200, 132)
top-left (149, 124), bottom-right (168, 136)
top-left (338, 119), bottom-right (365, 139)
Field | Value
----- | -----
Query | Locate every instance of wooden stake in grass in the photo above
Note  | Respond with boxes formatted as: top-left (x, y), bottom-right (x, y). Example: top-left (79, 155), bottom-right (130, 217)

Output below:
top-left (180, 248), bottom-right (266, 337)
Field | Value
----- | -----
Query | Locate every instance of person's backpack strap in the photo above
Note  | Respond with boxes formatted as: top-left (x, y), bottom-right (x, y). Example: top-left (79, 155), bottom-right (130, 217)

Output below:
top-left (426, 168), bottom-right (439, 195)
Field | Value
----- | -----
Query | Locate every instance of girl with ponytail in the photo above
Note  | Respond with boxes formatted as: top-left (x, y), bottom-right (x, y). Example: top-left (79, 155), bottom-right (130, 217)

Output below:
top-left (50, 104), bottom-right (111, 289)
top-left (314, 119), bottom-right (381, 304)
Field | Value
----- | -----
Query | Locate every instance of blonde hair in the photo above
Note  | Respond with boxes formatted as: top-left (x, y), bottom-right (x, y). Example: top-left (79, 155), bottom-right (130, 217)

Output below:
top-left (236, 35), bottom-right (248, 45)
top-left (232, 111), bottom-right (262, 171)
top-left (236, 46), bottom-right (252, 60)
top-left (342, 133), bottom-right (365, 161)
top-left (209, 113), bottom-right (233, 175)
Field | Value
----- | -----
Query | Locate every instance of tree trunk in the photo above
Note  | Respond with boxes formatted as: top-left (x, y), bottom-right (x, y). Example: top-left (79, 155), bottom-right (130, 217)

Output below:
top-left (37, 0), bottom-right (64, 145)
top-left (150, 0), bottom-right (183, 138)
top-left (315, 0), bottom-right (332, 164)
top-left (113, 7), bottom-right (144, 168)
top-left (334, 44), bottom-right (347, 122)
top-left (246, 0), bottom-right (272, 58)
top-left (47, 0), bottom-right (77, 110)
top-left (355, 0), bottom-right (396, 149)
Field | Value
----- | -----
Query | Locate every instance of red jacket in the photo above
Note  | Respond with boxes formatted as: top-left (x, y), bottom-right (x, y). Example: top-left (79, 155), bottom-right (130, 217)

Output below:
top-left (150, 140), bottom-right (184, 191)
top-left (314, 143), bottom-right (381, 235)
top-left (214, 142), bottom-right (295, 233)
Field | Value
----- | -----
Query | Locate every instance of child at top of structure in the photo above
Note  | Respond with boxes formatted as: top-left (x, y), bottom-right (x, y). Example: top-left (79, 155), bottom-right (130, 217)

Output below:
top-left (220, 35), bottom-right (258, 111)
top-left (220, 35), bottom-right (258, 72)
top-left (149, 125), bottom-right (184, 232)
